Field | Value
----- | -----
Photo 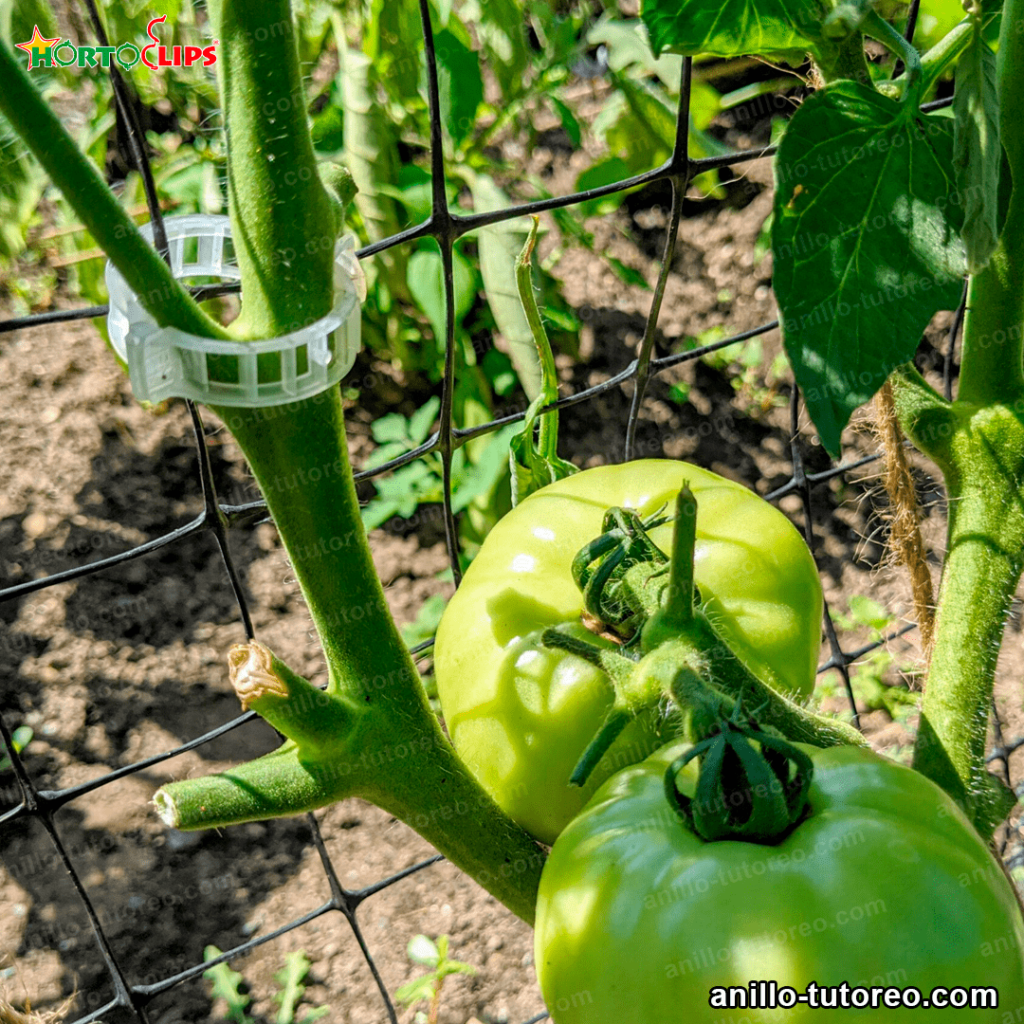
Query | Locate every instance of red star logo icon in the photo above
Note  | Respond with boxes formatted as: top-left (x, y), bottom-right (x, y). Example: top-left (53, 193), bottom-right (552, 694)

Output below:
top-left (14, 26), bottom-right (61, 70)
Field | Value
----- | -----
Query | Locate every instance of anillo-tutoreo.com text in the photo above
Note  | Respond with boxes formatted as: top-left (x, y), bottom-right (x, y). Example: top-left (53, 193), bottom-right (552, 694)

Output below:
top-left (709, 981), bottom-right (998, 1011)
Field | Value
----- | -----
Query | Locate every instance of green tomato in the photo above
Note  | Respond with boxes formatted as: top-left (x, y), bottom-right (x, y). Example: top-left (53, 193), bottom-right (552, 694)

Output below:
top-left (434, 460), bottom-right (823, 844)
top-left (536, 742), bottom-right (1024, 1022)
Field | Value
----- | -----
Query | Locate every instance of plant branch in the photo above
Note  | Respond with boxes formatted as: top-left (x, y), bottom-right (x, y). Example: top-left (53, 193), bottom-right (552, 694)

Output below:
top-left (956, 6), bottom-right (1024, 407)
top-left (863, 9), bottom-right (923, 105)
top-left (207, 0), bottom-right (341, 339)
top-left (901, 0), bottom-right (1024, 834)
top-left (153, 0), bottom-right (546, 923)
top-left (919, 17), bottom-right (974, 96)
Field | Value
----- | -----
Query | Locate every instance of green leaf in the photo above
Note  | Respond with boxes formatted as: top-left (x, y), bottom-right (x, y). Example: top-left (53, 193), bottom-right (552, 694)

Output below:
top-left (453, 423), bottom-right (520, 513)
top-left (603, 77), bottom-right (676, 168)
top-left (407, 245), bottom-right (476, 344)
top-left (203, 946), bottom-right (254, 1024)
top-left (465, 0), bottom-right (530, 101)
top-left (468, 171), bottom-right (542, 400)
top-left (848, 594), bottom-right (892, 631)
top-left (407, 934), bottom-right (440, 967)
top-left (575, 156), bottom-right (634, 216)
top-left (408, 395), bottom-right (441, 446)
top-left (438, 958), bottom-right (478, 978)
top-left (401, 592), bottom-right (448, 647)
top-left (640, 0), bottom-right (826, 59)
top-left (396, 976), bottom-right (437, 1006)
top-left (434, 28), bottom-right (483, 146)
top-left (0, 724), bottom-right (31, 771)
top-left (590, 13), bottom-right (683, 84)
top-left (482, 347), bottom-right (518, 397)
top-left (273, 950), bottom-right (314, 1024)
top-left (364, 0), bottom-right (421, 97)
top-left (549, 95), bottom-right (582, 148)
top-left (772, 81), bottom-right (966, 455)
top-left (953, 27), bottom-right (1001, 274)
top-left (432, 0), bottom-right (453, 27)
top-left (607, 256), bottom-right (650, 290)
top-left (371, 414), bottom-right (413, 446)
top-left (339, 49), bottom-right (402, 247)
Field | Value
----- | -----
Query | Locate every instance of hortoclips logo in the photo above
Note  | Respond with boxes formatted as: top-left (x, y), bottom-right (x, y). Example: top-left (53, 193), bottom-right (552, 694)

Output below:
top-left (16, 16), bottom-right (218, 72)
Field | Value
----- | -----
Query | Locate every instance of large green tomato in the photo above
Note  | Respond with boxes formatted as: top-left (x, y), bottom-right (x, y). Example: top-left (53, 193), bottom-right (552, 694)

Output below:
top-left (434, 460), bottom-right (823, 844)
top-left (536, 742), bottom-right (1024, 1022)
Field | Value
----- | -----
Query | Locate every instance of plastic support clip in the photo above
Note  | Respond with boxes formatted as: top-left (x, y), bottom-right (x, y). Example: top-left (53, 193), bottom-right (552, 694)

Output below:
top-left (106, 214), bottom-right (363, 407)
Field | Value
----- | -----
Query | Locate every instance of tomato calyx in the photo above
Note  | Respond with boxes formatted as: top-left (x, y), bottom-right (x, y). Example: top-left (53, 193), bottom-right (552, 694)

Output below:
top-left (541, 483), bottom-right (863, 795)
top-left (664, 700), bottom-right (814, 844)
top-left (570, 504), bottom-right (673, 638)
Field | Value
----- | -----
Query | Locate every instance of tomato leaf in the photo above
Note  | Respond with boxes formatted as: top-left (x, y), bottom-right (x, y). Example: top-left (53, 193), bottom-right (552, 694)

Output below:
top-left (953, 27), bottom-right (1002, 274)
top-left (407, 934), bottom-right (440, 967)
top-left (549, 95), bottom-right (582, 148)
top-left (433, 28), bottom-right (483, 147)
top-left (640, 0), bottom-right (826, 59)
top-left (772, 82), bottom-right (966, 455)
top-left (407, 245), bottom-right (476, 343)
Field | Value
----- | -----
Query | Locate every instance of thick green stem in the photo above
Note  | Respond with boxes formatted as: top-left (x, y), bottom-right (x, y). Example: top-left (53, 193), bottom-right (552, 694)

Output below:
top-left (893, 374), bottom-right (1024, 833)
top-left (653, 632), bottom-right (866, 750)
top-left (911, 433), bottom-right (1024, 825)
top-left (0, 38), bottom-right (222, 336)
top-left (515, 219), bottom-right (561, 461)
top-left (152, 1), bottom-right (545, 922)
top-left (862, 10), bottom-right (923, 106)
top-left (893, 0), bottom-right (1024, 834)
top-left (919, 18), bottom-right (974, 96)
top-left (956, 5), bottom-right (1024, 408)
top-left (208, 0), bottom-right (341, 338)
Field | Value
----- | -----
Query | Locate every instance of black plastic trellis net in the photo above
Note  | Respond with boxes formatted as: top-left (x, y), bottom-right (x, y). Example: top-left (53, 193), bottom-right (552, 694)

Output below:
top-left (1, 0), bottom-right (1018, 1021)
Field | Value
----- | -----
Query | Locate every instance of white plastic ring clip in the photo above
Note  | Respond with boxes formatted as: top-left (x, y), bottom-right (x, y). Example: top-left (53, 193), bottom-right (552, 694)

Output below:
top-left (106, 214), bottom-right (364, 407)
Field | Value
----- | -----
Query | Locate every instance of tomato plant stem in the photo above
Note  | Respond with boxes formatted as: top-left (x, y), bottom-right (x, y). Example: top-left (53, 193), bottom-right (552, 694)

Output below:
top-left (892, 0), bottom-right (1024, 835)
top-left (919, 18), bottom-right (974, 96)
top-left (1, 0), bottom-right (545, 921)
top-left (160, 0), bottom-right (544, 922)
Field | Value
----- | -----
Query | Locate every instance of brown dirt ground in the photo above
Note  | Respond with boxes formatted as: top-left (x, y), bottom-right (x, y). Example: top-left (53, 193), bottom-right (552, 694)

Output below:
top-left (3, 68), bottom-right (1024, 1024)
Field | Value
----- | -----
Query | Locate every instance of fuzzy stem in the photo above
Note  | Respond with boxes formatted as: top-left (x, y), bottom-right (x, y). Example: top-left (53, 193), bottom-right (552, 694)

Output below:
top-left (155, 0), bottom-right (545, 923)
top-left (862, 10), bottom-right (923, 105)
top-left (912, 452), bottom-right (1024, 826)
top-left (919, 18), bottom-right (974, 95)
top-left (654, 631), bottom-right (866, 750)
top-left (639, 486), bottom-right (699, 653)
top-left (515, 218), bottom-right (561, 461)
top-left (895, 0), bottom-right (1024, 833)
top-left (207, 0), bottom-right (341, 338)
top-left (954, 4), bottom-right (1024, 409)
top-left (957, 5), bottom-right (1024, 406)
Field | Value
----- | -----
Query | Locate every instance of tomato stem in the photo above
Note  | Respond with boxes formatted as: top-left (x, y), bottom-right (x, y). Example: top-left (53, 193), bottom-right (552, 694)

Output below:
top-left (891, 3), bottom-right (1024, 837)
top-left (640, 485), bottom-right (698, 651)
top-left (136, 0), bottom-right (548, 922)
